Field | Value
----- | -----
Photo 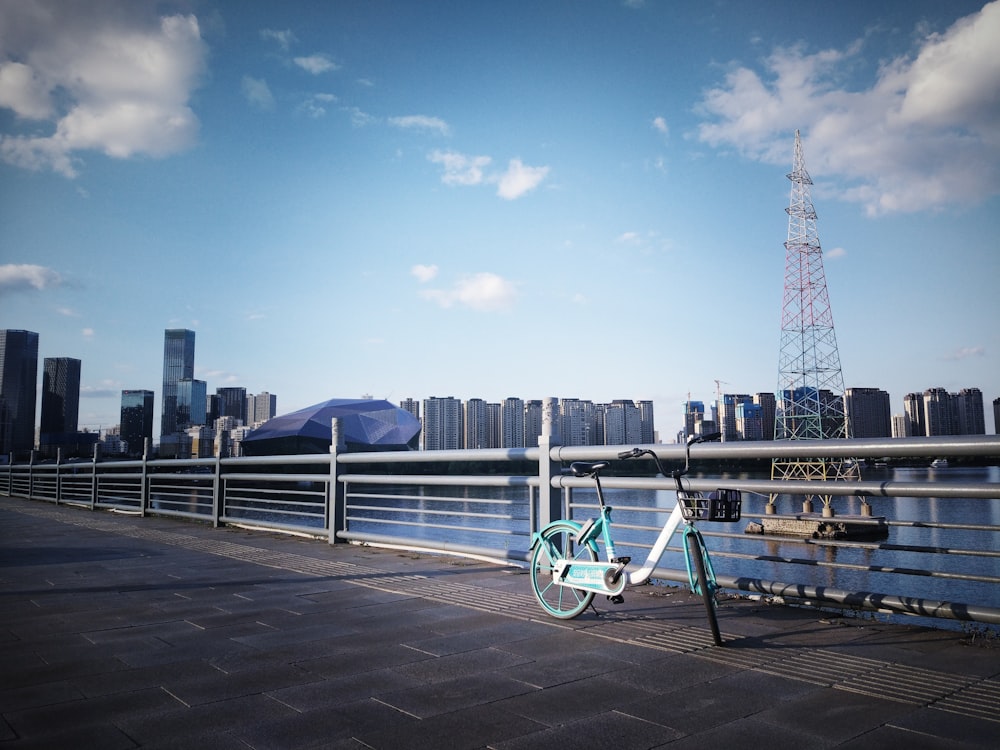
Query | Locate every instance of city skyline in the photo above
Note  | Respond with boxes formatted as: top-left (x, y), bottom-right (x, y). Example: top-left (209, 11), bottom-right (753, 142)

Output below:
top-left (2, 1), bottom-right (998, 436)
top-left (3, 325), bottom-right (997, 453)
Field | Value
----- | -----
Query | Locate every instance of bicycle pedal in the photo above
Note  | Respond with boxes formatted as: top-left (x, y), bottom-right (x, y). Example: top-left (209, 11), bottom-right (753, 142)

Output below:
top-left (607, 594), bottom-right (625, 604)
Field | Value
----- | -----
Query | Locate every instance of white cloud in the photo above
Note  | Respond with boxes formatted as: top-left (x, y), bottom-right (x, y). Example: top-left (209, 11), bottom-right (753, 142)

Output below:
top-left (343, 106), bottom-right (377, 127)
top-left (298, 92), bottom-right (337, 118)
top-left (944, 346), bottom-right (986, 361)
top-left (294, 54), bottom-right (339, 75)
top-left (825, 246), bottom-right (846, 259)
top-left (260, 28), bottom-right (297, 50)
top-left (429, 149), bottom-right (492, 186)
top-left (496, 158), bottom-right (550, 200)
top-left (617, 231), bottom-right (640, 243)
top-left (428, 150), bottom-right (550, 198)
top-left (82, 328), bottom-right (95, 339)
top-left (389, 115), bottom-right (451, 136)
top-left (0, 263), bottom-right (63, 291)
top-left (652, 116), bottom-right (668, 135)
top-left (241, 76), bottom-right (274, 110)
top-left (0, 2), bottom-right (207, 177)
top-left (420, 272), bottom-right (518, 311)
top-left (696, 1), bottom-right (1000, 215)
top-left (411, 264), bottom-right (439, 283)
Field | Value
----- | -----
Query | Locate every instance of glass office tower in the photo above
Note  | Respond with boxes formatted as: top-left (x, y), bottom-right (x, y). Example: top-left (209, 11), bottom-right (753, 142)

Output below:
top-left (40, 357), bottom-right (81, 436)
top-left (0, 329), bottom-right (39, 457)
top-left (161, 329), bottom-right (195, 436)
top-left (121, 390), bottom-right (155, 458)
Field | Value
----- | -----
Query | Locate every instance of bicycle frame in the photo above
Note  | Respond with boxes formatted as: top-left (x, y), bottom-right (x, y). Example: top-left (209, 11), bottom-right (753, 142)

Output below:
top-left (567, 463), bottom-right (689, 590)
top-left (530, 433), bottom-right (735, 641)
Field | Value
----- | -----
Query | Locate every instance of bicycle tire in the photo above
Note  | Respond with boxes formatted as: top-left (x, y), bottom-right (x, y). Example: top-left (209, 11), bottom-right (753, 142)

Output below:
top-left (530, 521), bottom-right (598, 619)
top-left (685, 528), bottom-right (723, 646)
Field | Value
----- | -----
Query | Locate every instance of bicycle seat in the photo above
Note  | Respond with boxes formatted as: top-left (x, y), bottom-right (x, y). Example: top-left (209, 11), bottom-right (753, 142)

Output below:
top-left (569, 461), bottom-right (610, 477)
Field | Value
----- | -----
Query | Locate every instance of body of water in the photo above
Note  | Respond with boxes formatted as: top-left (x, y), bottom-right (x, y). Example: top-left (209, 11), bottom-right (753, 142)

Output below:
top-left (345, 466), bottom-right (1000, 625)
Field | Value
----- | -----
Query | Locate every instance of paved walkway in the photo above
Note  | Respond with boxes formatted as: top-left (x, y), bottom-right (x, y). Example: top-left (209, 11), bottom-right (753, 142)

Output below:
top-left (1, 496), bottom-right (998, 749)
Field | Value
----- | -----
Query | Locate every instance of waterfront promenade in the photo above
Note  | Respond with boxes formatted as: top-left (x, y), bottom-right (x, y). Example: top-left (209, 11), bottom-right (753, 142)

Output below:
top-left (1, 496), bottom-right (998, 749)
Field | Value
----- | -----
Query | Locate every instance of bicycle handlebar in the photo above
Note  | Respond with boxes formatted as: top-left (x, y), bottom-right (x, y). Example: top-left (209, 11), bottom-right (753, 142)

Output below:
top-left (618, 433), bottom-right (722, 480)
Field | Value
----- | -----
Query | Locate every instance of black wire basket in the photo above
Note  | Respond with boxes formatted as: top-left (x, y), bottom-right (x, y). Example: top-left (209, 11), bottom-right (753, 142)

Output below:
top-left (679, 489), bottom-right (742, 522)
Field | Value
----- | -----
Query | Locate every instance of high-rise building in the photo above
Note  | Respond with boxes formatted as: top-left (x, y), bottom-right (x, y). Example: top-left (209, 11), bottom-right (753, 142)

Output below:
top-left (250, 392), bottom-right (277, 424)
top-left (844, 387), bottom-right (892, 439)
top-left (736, 401), bottom-right (765, 441)
top-left (0, 329), bottom-right (39, 457)
top-left (216, 387), bottom-right (248, 424)
top-left (957, 388), bottom-right (985, 435)
top-left (891, 413), bottom-right (909, 438)
top-left (637, 400), bottom-right (655, 444)
top-left (422, 396), bottom-right (462, 450)
top-left (604, 400), bottom-right (642, 445)
top-left (560, 399), bottom-right (595, 446)
top-left (524, 400), bottom-right (544, 447)
top-left (463, 398), bottom-right (490, 449)
top-left (487, 402), bottom-right (502, 448)
top-left (754, 392), bottom-right (776, 441)
top-left (501, 397), bottom-right (525, 448)
top-left (903, 392), bottom-right (925, 437)
top-left (120, 390), bottom-right (154, 457)
top-left (161, 329), bottom-right (195, 437)
top-left (924, 387), bottom-right (958, 436)
top-left (719, 394), bottom-right (753, 441)
top-left (40, 357), bottom-right (81, 441)
top-left (994, 397), bottom-right (1000, 435)
top-left (176, 378), bottom-right (207, 429)
top-left (399, 398), bottom-right (420, 421)
top-left (683, 400), bottom-right (705, 440)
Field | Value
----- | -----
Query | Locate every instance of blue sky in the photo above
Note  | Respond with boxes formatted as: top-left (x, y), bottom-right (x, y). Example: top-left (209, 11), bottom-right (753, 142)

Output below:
top-left (2, 0), bottom-right (998, 438)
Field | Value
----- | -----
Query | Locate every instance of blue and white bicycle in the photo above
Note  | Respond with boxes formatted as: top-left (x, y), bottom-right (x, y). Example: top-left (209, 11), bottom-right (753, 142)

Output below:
top-left (529, 433), bottom-right (740, 645)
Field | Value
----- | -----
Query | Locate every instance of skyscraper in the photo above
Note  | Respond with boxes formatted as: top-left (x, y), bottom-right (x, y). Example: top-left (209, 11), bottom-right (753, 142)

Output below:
top-left (0, 330), bottom-right (39, 457)
top-left (216, 387), bottom-right (248, 424)
top-left (250, 392), bottom-right (277, 424)
top-left (177, 378), bottom-right (207, 429)
top-left (40, 357), bottom-right (81, 447)
top-left (957, 388), bottom-right (985, 435)
top-left (844, 387), bottom-right (892, 438)
top-left (501, 397), bottom-right (525, 448)
top-left (463, 398), bottom-right (490, 449)
top-left (161, 329), bottom-right (195, 437)
top-left (121, 390), bottom-right (154, 457)
top-left (422, 397), bottom-right (462, 450)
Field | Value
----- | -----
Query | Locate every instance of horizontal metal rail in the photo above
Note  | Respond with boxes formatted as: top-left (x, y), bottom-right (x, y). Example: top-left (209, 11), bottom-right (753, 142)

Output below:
top-left (2, 433), bottom-right (999, 627)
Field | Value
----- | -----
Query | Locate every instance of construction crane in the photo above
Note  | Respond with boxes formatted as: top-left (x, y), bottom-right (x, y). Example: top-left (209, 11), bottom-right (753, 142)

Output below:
top-left (714, 379), bottom-right (729, 402)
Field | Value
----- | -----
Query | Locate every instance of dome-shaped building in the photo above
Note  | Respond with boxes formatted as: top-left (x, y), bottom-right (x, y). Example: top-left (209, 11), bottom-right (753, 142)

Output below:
top-left (242, 398), bottom-right (420, 455)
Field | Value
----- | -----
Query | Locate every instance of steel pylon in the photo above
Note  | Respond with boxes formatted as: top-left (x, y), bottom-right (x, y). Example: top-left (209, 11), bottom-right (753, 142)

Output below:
top-left (771, 131), bottom-right (858, 510)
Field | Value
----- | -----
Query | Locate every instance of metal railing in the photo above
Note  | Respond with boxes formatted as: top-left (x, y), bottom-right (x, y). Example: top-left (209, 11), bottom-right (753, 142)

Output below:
top-left (3, 425), bottom-right (999, 628)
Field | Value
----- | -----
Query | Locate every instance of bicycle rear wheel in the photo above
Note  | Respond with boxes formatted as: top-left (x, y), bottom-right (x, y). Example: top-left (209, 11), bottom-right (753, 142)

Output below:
top-left (685, 527), bottom-right (722, 646)
top-left (530, 521), bottom-right (597, 619)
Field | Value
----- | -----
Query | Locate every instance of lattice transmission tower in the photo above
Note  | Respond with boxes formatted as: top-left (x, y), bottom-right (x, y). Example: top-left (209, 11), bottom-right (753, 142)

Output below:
top-left (770, 130), bottom-right (858, 512)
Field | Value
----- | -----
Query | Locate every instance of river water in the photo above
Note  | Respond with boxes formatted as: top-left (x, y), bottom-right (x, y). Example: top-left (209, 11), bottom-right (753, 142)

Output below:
top-left (345, 465), bottom-right (1000, 624)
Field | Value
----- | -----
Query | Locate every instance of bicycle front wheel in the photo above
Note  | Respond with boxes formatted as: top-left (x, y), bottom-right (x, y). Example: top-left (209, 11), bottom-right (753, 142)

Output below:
top-left (685, 528), bottom-right (722, 646)
top-left (530, 521), bottom-right (598, 619)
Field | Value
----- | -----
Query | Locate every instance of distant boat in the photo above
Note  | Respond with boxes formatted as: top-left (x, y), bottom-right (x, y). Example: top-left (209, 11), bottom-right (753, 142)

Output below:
top-left (930, 458), bottom-right (949, 469)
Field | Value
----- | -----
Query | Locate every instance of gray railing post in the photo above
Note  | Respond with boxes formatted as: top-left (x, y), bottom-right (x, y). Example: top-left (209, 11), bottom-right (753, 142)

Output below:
top-left (329, 417), bottom-right (346, 545)
top-left (536, 397), bottom-right (562, 530)
top-left (56, 447), bottom-right (62, 505)
top-left (212, 452), bottom-right (223, 528)
top-left (90, 443), bottom-right (100, 509)
top-left (140, 438), bottom-right (150, 516)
